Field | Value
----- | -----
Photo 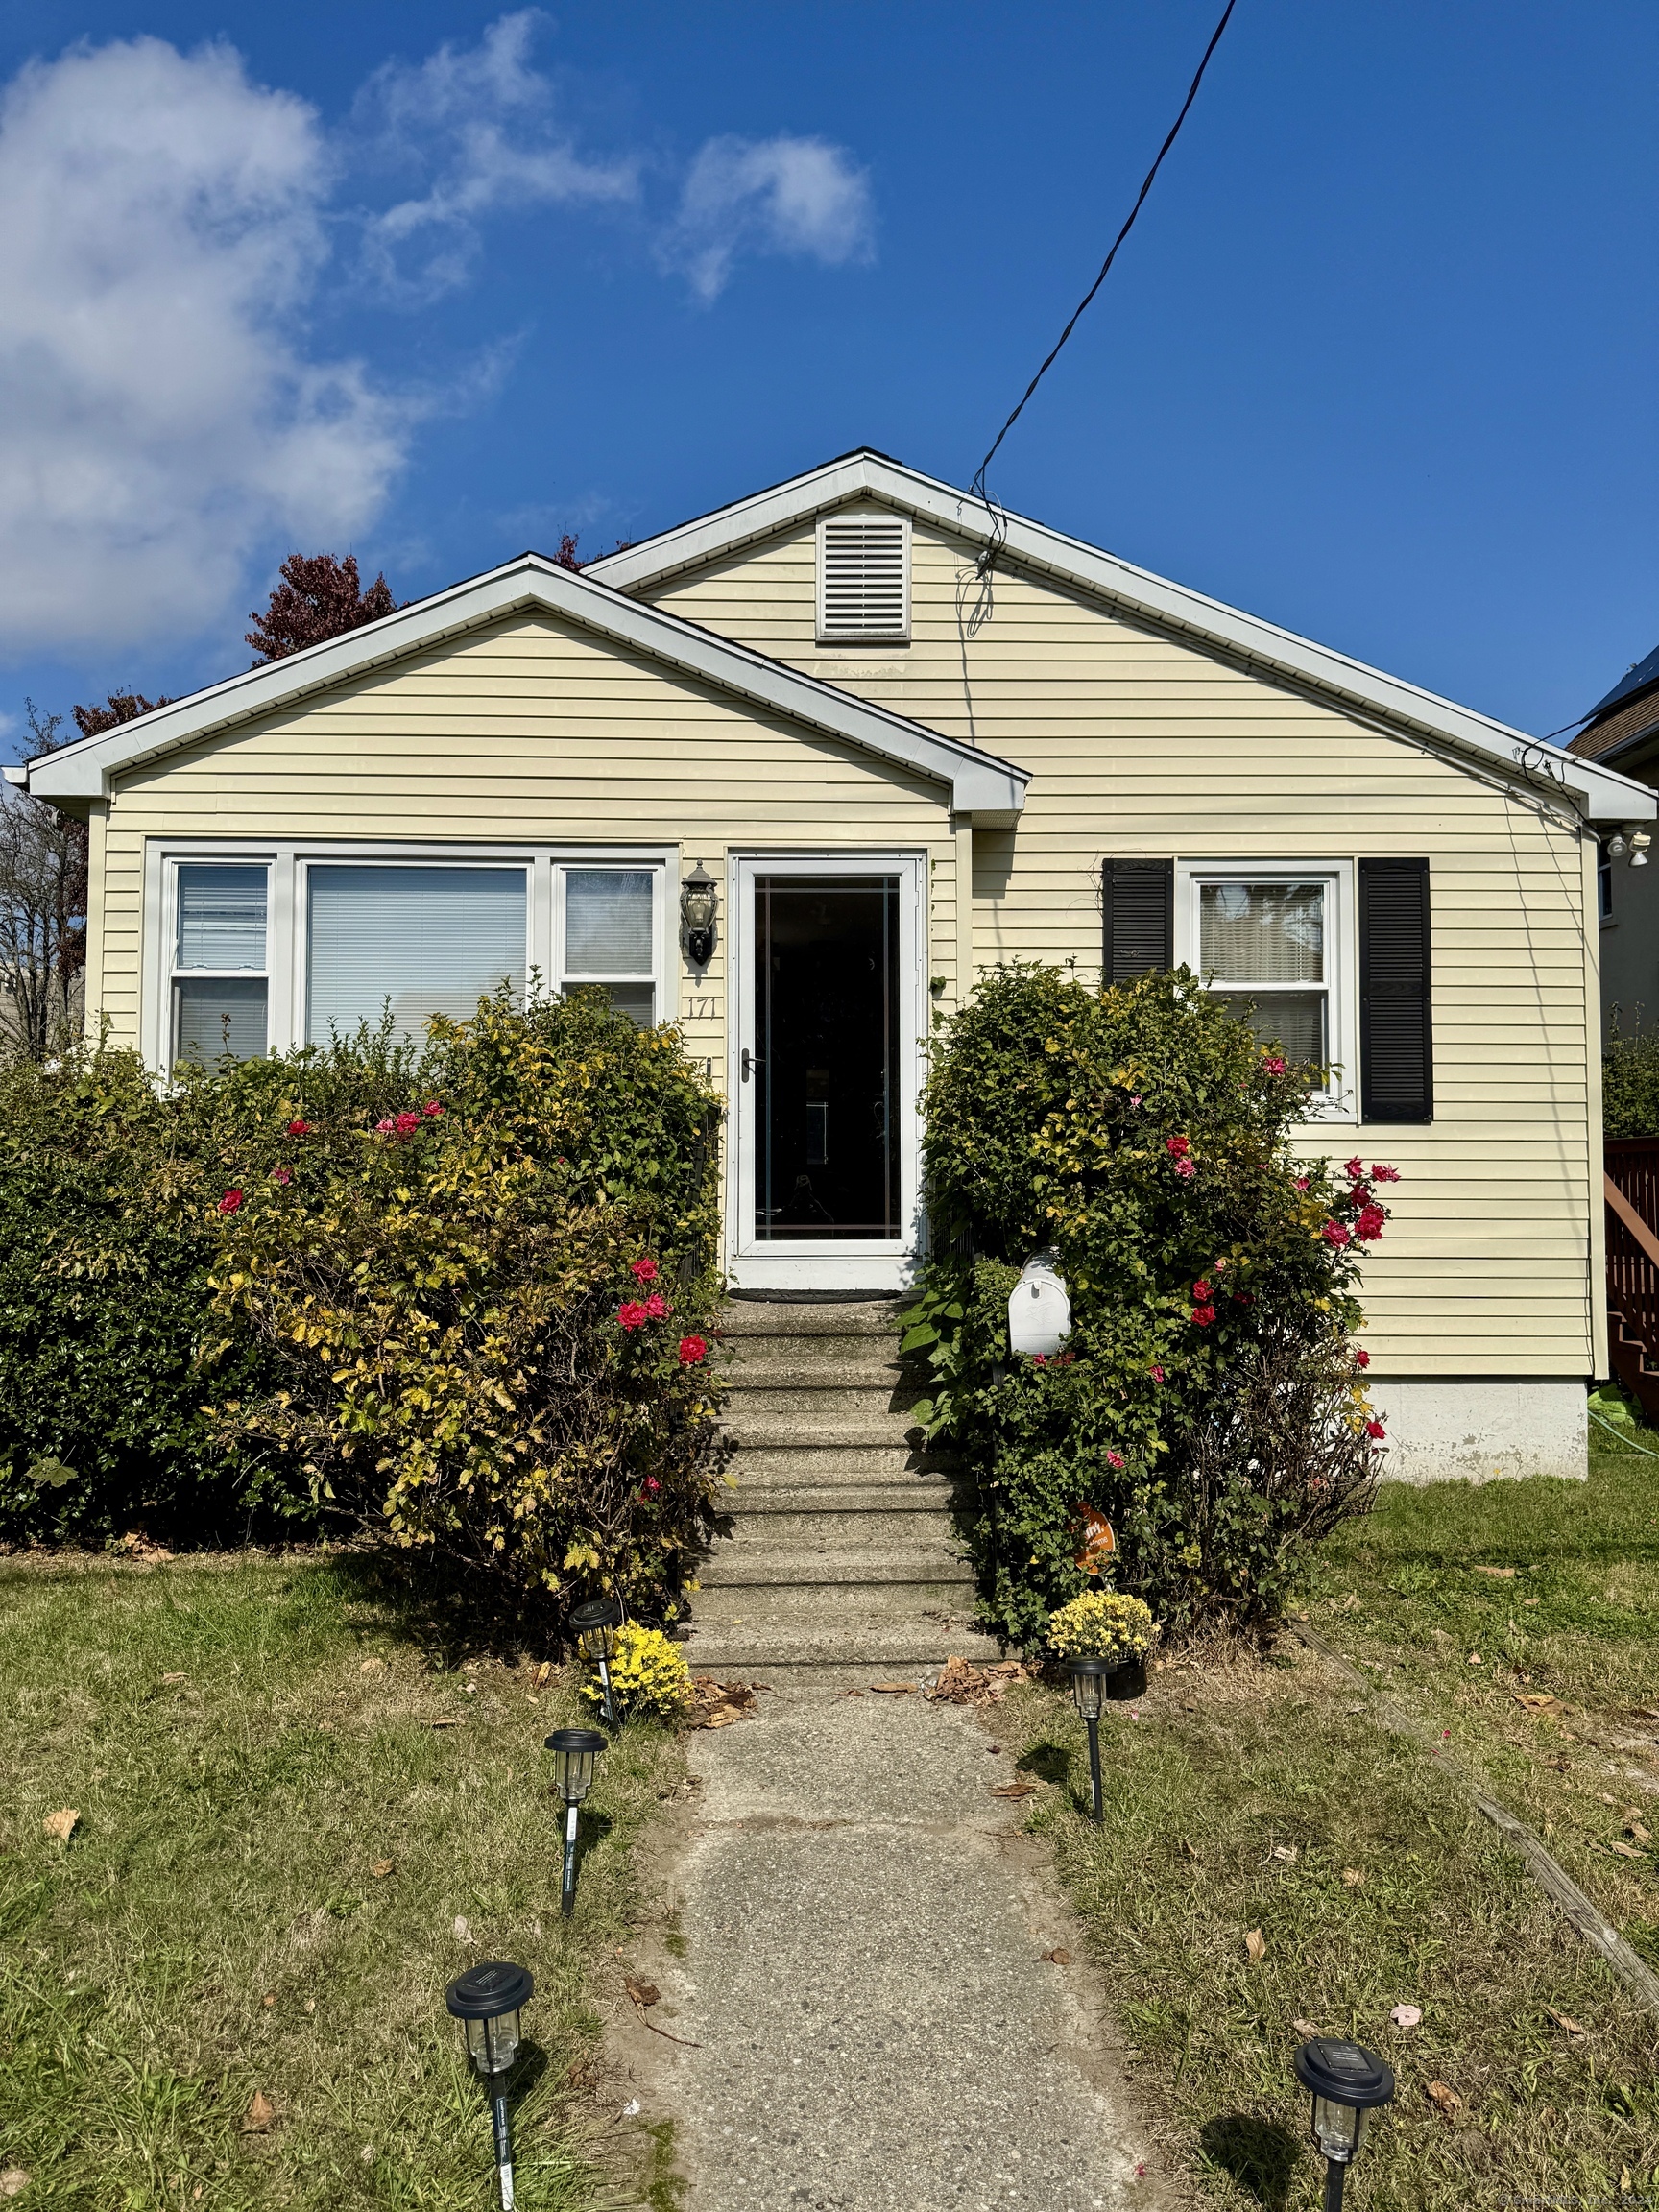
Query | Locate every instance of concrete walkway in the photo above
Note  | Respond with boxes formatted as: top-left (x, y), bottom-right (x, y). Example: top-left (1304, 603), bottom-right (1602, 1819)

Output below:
top-left (629, 1685), bottom-right (1165, 2211)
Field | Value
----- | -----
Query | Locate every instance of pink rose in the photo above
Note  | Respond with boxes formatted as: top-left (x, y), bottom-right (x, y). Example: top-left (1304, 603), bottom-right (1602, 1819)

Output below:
top-left (1293, 1175), bottom-right (1310, 1190)
top-left (217, 1189), bottom-right (244, 1214)
top-left (631, 1259), bottom-right (660, 1283)
top-left (271, 1168), bottom-right (292, 1187)
top-left (422, 1100), bottom-right (444, 1118)
top-left (1370, 1164), bottom-right (1401, 1183)
top-left (1262, 1057), bottom-right (1286, 1076)
top-left (1173, 1157), bottom-right (1196, 1180)
top-left (1149, 1364), bottom-right (1165, 1382)
top-left (1354, 1348), bottom-right (1370, 1369)
top-left (1344, 1156), bottom-right (1365, 1180)
top-left (375, 1117), bottom-right (397, 1134)
top-left (1321, 1220), bottom-right (1351, 1247)
top-left (1105, 1450), bottom-right (1125, 1471)
top-left (643, 1292), bottom-right (669, 1320)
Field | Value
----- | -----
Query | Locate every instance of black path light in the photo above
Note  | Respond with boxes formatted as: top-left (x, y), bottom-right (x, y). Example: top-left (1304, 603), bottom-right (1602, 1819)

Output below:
top-left (545, 1726), bottom-right (608, 1916)
top-left (1292, 2037), bottom-right (1395, 2209)
top-left (569, 1594), bottom-right (623, 1725)
top-left (1069, 1657), bottom-right (1115, 1824)
top-left (446, 1960), bottom-right (534, 2211)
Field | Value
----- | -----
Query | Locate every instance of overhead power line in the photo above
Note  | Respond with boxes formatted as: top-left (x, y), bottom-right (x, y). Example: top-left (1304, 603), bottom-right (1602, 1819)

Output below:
top-left (970, 0), bottom-right (1239, 565)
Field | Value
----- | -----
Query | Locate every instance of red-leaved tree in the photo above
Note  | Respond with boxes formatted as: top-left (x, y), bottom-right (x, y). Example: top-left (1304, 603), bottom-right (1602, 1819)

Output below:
top-left (247, 554), bottom-right (401, 665)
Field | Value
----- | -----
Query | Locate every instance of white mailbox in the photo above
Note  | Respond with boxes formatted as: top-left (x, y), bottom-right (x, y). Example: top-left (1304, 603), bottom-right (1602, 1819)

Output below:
top-left (1008, 1251), bottom-right (1072, 1358)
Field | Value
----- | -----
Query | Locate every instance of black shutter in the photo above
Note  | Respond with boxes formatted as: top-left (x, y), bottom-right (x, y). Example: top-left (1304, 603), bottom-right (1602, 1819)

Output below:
top-left (1102, 859), bottom-right (1173, 982)
top-left (1359, 858), bottom-right (1432, 1122)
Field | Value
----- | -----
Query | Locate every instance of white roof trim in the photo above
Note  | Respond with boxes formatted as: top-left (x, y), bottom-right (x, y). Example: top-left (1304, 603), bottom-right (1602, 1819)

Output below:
top-left (591, 450), bottom-right (1656, 825)
top-left (20, 553), bottom-right (1027, 824)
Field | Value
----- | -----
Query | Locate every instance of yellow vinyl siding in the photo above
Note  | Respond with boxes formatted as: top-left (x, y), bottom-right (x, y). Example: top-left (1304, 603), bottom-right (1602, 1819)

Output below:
top-left (95, 610), bottom-right (957, 1081)
top-left (646, 508), bottom-right (1597, 1382)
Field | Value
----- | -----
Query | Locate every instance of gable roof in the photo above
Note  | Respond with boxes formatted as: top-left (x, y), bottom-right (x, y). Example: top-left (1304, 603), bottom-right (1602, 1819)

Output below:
top-left (591, 448), bottom-right (1655, 825)
top-left (14, 550), bottom-right (1028, 823)
top-left (1589, 640), bottom-right (1659, 722)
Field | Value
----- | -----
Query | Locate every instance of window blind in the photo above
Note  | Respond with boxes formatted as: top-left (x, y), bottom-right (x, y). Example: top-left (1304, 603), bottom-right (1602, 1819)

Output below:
top-left (1358, 858), bottom-right (1432, 1122)
top-left (1101, 859), bottom-right (1173, 982)
top-left (177, 864), bottom-right (267, 969)
top-left (175, 977), bottom-right (268, 1063)
top-left (306, 865), bottom-right (526, 1044)
top-left (819, 517), bottom-right (907, 639)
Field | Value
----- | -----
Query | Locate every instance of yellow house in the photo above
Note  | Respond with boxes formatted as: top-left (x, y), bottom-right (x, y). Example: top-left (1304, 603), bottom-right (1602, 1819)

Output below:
top-left (17, 451), bottom-right (1654, 1482)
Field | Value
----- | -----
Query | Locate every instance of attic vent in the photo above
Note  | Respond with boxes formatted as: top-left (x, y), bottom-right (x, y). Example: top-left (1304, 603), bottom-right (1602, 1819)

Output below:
top-left (817, 515), bottom-right (909, 643)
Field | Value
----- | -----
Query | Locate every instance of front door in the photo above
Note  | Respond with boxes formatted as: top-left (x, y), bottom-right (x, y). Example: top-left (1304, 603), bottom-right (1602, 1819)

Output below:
top-left (731, 855), bottom-right (924, 1291)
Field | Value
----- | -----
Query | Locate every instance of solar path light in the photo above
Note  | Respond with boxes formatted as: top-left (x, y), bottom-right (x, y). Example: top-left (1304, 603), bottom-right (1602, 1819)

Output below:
top-left (1069, 1657), bottom-right (1114, 1823)
top-left (446, 1960), bottom-right (534, 2211)
top-left (1292, 2037), bottom-right (1395, 2210)
top-left (545, 1726), bottom-right (607, 1916)
top-left (569, 1594), bottom-right (623, 1726)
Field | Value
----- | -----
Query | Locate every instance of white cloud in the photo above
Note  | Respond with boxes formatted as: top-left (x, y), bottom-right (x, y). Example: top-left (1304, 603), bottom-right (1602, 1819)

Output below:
top-left (665, 133), bottom-right (875, 302)
top-left (0, 35), bottom-right (408, 659)
top-left (352, 11), bottom-right (636, 303)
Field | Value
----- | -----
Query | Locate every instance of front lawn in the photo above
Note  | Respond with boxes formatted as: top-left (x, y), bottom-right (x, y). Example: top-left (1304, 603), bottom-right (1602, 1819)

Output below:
top-left (0, 1552), bottom-right (679, 2209)
top-left (1007, 1444), bottom-right (1659, 2209)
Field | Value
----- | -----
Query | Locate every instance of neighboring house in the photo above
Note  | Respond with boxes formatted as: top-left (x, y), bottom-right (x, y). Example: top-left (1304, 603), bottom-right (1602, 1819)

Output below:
top-left (1569, 642), bottom-right (1659, 1032)
top-left (12, 450), bottom-right (1655, 1481)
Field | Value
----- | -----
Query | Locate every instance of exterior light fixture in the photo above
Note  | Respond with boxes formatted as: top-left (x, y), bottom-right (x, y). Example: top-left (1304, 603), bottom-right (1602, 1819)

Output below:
top-left (1632, 831), bottom-right (1651, 869)
top-left (1069, 1657), bottom-right (1114, 1822)
top-left (545, 1726), bottom-right (607, 1917)
top-left (681, 863), bottom-right (718, 967)
top-left (569, 1593), bottom-right (624, 1726)
top-left (446, 1960), bottom-right (534, 2210)
top-left (1609, 832), bottom-right (1628, 859)
top-left (1292, 2037), bottom-right (1395, 2209)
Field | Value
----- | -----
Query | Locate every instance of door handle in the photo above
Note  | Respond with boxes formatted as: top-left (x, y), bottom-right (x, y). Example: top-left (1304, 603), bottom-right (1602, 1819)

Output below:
top-left (742, 1048), bottom-right (765, 1081)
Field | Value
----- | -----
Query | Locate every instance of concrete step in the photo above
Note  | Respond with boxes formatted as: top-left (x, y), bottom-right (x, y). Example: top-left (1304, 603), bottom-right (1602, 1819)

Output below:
top-left (719, 1300), bottom-right (902, 1338)
top-left (721, 1381), bottom-right (918, 1415)
top-left (724, 1418), bottom-right (928, 1452)
top-left (728, 1479), bottom-right (966, 1516)
top-left (717, 1503), bottom-right (965, 1548)
top-left (719, 1339), bottom-right (904, 1384)
top-left (728, 1444), bottom-right (952, 1482)
top-left (697, 1542), bottom-right (974, 1593)
top-left (674, 1620), bottom-right (1003, 1678)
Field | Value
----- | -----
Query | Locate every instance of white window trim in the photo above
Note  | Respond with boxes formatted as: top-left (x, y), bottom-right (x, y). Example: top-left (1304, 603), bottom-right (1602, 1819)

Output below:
top-left (145, 839), bottom-right (678, 1071)
top-left (815, 511), bottom-right (911, 646)
top-left (164, 858), bottom-right (274, 1065)
top-left (1174, 858), bottom-right (1357, 1123)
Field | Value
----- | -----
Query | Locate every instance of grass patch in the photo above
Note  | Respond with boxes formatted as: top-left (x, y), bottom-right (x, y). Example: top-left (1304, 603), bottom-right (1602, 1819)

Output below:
top-left (1010, 1445), bottom-right (1659, 2208)
top-left (0, 1551), bottom-right (682, 2208)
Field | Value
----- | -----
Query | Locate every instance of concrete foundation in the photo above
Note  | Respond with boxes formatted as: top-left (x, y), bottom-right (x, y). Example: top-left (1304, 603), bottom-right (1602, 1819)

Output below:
top-left (1372, 1378), bottom-right (1588, 1484)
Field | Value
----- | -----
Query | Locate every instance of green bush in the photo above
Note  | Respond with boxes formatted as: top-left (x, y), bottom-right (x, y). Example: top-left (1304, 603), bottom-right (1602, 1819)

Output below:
top-left (903, 965), bottom-right (1388, 1647)
top-left (204, 990), bottom-right (728, 1621)
top-left (0, 997), bottom-right (728, 1626)
top-left (1603, 1013), bottom-right (1659, 1138)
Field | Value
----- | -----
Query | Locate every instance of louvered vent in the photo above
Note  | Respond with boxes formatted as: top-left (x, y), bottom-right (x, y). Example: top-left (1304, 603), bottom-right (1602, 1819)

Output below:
top-left (818, 516), bottom-right (908, 641)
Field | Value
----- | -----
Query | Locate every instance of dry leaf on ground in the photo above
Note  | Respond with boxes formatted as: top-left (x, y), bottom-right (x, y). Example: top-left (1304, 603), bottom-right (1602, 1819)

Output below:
top-left (1292, 2018), bottom-right (1321, 2037)
top-left (1341, 1867), bottom-right (1365, 1887)
top-left (623, 1977), bottom-right (660, 2009)
top-left (1390, 2004), bottom-right (1422, 2029)
top-left (870, 1682), bottom-right (915, 1695)
top-left (1514, 1692), bottom-right (1564, 1713)
top-left (1607, 1840), bottom-right (1643, 1861)
top-left (359, 1657), bottom-right (383, 1674)
top-left (0, 2173), bottom-right (29, 2199)
top-left (371, 1860), bottom-right (394, 1879)
top-left (991, 1781), bottom-right (1039, 1799)
top-left (1040, 1947), bottom-right (1071, 1965)
top-left (1426, 2081), bottom-right (1462, 2116)
top-left (429, 1718), bottom-right (461, 1730)
top-left (243, 2091), bottom-right (276, 2133)
top-left (1546, 2008), bottom-right (1586, 2037)
top-left (689, 1677), bottom-right (758, 1730)
top-left (1244, 1929), bottom-right (1267, 1963)
top-left (41, 1809), bottom-right (79, 1843)
top-left (1473, 1565), bottom-right (1517, 1578)
top-left (1623, 1815), bottom-right (1652, 1843)
top-left (926, 1655), bottom-right (1034, 1707)
top-left (1270, 1844), bottom-right (1299, 1865)
top-left (535, 1661), bottom-right (551, 1688)
top-left (161, 1671), bottom-right (188, 1684)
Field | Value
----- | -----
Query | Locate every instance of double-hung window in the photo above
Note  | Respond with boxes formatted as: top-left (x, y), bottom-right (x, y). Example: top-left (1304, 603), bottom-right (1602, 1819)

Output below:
top-left (172, 863), bottom-right (270, 1064)
top-left (1176, 863), bottom-right (1351, 1111)
top-left (558, 867), bottom-right (658, 1024)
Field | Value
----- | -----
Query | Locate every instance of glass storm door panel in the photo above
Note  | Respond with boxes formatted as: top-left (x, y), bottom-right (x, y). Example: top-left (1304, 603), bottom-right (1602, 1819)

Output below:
top-left (753, 876), bottom-right (901, 1241)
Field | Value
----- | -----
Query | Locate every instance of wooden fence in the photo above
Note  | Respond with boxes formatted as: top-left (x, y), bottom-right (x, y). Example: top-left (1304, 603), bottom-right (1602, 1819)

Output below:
top-left (1604, 1139), bottom-right (1659, 1415)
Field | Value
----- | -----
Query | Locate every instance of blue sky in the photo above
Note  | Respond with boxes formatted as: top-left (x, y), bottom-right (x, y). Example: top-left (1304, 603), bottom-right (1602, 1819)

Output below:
top-left (1, 1), bottom-right (1654, 759)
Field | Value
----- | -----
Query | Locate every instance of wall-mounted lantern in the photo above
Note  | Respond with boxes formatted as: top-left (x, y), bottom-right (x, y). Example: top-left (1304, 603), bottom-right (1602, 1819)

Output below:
top-left (1008, 1250), bottom-right (1071, 1358)
top-left (681, 864), bottom-right (718, 967)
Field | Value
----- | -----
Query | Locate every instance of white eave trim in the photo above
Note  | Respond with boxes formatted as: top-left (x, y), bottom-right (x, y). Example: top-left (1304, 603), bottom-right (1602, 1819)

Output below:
top-left (590, 451), bottom-right (1656, 826)
top-left (19, 554), bottom-right (1027, 825)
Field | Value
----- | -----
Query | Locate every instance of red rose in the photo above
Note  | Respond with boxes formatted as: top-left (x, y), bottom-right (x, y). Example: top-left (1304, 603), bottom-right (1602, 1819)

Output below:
top-left (1031, 1353), bottom-right (1047, 1366)
top-left (631, 1258), bottom-right (660, 1283)
top-left (617, 1300), bottom-right (650, 1331)
top-left (1344, 1155), bottom-right (1365, 1180)
top-left (1190, 1304), bottom-right (1216, 1327)
top-left (1149, 1364), bottom-right (1165, 1382)
top-left (1371, 1164), bottom-right (1401, 1183)
top-left (1165, 1135), bottom-right (1190, 1157)
top-left (422, 1100), bottom-right (444, 1118)
top-left (643, 1292), bottom-right (669, 1320)
top-left (1365, 1419), bottom-right (1386, 1440)
top-left (678, 1335), bottom-right (708, 1365)
top-left (1191, 1279), bottom-right (1212, 1300)
top-left (394, 1111), bottom-right (421, 1137)
top-left (286, 1118), bottom-right (312, 1137)
top-left (1321, 1220), bottom-right (1351, 1247)
top-left (1262, 1056), bottom-right (1286, 1075)
top-left (217, 1189), bottom-right (244, 1214)
top-left (1354, 1348), bottom-right (1371, 1368)
top-left (640, 1476), bottom-right (661, 1496)
top-left (1356, 1205), bottom-right (1385, 1241)
top-left (1293, 1175), bottom-right (1310, 1190)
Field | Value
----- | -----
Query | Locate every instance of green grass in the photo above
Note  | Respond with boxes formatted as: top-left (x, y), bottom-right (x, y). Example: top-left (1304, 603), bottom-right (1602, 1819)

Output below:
top-left (1008, 1444), bottom-right (1659, 2210)
top-left (0, 1552), bottom-right (682, 2209)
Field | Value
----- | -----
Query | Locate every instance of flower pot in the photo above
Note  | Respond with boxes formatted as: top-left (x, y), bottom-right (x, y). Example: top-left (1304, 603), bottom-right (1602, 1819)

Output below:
top-left (1106, 1657), bottom-right (1146, 1699)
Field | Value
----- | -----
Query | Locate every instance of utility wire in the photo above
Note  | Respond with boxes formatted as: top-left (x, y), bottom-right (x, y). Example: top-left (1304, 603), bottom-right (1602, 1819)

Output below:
top-left (970, 0), bottom-right (1239, 571)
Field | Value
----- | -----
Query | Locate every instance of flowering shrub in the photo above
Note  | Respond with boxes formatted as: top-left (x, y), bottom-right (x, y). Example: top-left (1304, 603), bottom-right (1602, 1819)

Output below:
top-left (1046, 1589), bottom-right (1158, 1661)
top-left (903, 965), bottom-right (1390, 1646)
top-left (204, 990), bottom-right (727, 1622)
top-left (581, 1622), bottom-right (693, 1721)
